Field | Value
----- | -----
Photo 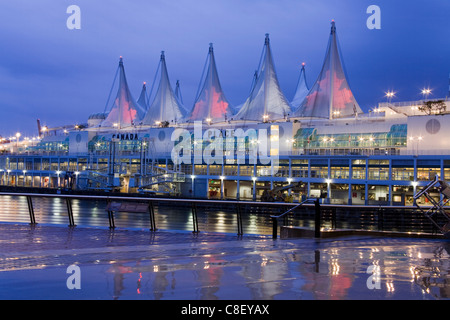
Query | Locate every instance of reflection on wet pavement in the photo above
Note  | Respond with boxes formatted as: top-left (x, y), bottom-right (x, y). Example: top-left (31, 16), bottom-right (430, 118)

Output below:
top-left (0, 224), bottom-right (448, 300)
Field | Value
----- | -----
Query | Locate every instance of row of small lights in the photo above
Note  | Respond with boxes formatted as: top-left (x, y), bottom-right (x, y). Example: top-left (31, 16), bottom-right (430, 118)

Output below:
top-left (0, 169), bottom-right (80, 175)
top-left (189, 175), bottom-right (422, 187)
top-left (385, 88), bottom-right (432, 100)
top-left (1, 170), bottom-right (420, 187)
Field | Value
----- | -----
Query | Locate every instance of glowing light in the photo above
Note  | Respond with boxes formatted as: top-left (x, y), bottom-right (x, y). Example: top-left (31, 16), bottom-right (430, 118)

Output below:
top-left (421, 88), bottom-right (432, 97)
top-left (385, 91), bottom-right (395, 98)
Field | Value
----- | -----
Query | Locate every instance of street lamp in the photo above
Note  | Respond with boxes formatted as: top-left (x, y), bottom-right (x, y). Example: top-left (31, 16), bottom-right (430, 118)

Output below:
top-left (385, 91), bottom-right (395, 104)
top-left (15, 132), bottom-right (21, 152)
top-left (421, 88), bottom-right (431, 100)
top-left (325, 179), bottom-right (332, 201)
top-left (251, 177), bottom-right (257, 201)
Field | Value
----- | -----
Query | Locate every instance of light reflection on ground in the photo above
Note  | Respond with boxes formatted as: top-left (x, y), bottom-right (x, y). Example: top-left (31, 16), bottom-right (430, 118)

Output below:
top-left (0, 224), bottom-right (448, 300)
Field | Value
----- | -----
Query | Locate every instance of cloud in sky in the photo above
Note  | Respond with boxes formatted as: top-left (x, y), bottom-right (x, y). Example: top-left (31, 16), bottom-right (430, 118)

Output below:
top-left (0, 0), bottom-right (449, 136)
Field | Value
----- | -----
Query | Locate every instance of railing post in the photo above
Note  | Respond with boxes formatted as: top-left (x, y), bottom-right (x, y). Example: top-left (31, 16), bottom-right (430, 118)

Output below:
top-left (108, 210), bottom-right (115, 229)
top-left (377, 207), bottom-right (384, 231)
top-left (272, 216), bottom-right (278, 239)
top-left (314, 199), bottom-right (321, 238)
top-left (191, 202), bottom-right (199, 233)
top-left (66, 197), bottom-right (76, 227)
top-left (26, 195), bottom-right (36, 225)
top-left (148, 201), bottom-right (157, 231)
top-left (236, 203), bottom-right (243, 236)
top-left (106, 200), bottom-right (115, 229)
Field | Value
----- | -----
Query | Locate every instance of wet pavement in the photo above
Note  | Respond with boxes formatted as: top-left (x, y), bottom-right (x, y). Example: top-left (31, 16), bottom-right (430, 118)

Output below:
top-left (0, 222), bottom-right (449, 300)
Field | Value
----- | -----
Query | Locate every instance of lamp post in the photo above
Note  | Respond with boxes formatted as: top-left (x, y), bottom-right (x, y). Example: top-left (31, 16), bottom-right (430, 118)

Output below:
top-left (219, 176), bottom-right (225, 199)
top-left (56, 170), bottom-right (61, 188)
top-left (191, 175), bottom-right (196, 198)
top-left (325, 179), bottom-right (332, 202)
top-left (22, 170), bottom-right (26, 186)
top-left (15, 132), bottom-right (21, 153)
top-left (252, 176), bottom-right (257, 201)
top-left (385, 91), bottom-right (395, 105)
top-left (421, 88), bottom-right (431, 100)
top-left (411, 181), bottom-right (418, 205)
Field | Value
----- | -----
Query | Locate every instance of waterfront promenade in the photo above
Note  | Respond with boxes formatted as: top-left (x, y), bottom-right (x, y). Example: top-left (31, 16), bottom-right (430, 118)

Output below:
top-left (0, 222), bottom-right (448, 300)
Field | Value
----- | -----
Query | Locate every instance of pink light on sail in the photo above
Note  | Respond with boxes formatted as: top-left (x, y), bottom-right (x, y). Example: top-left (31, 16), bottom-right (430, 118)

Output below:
top-left (293, 21), bottom-right (362, 119)
top-left (187, 43), bottom-right (233, 123)
top-left (102, 57), bottom-right (142, 128)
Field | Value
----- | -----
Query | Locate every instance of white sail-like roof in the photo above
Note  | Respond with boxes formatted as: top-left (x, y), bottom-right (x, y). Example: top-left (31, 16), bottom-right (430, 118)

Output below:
top-left (291, 63), bottom-right (309, 110)
top-left (101, 57), bottom-right (142, 128)
top-left (175, 79), bottom-right (191, 117)
top-left (142, 51), bottom-right (185, 125)
top-left (187, 43), bottom-right (233, 123)
top-left (234, 34), bottom-right (292, 122)
top-left (293, 21), bottom-right (363, 119)
top-left (136, 82), bottom-right (148, 119)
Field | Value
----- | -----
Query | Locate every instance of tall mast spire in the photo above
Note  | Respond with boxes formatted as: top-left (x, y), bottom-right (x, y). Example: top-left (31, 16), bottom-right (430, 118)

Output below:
top-left (142, 51), bottom-right (184, 125)
top-left (187, 43), bottom-right (233, 123)
top-left (291, 62), bottom-right (309, 110)
top-left (292, 20), bottom-right (362, 119)
top-left (235, 33), bottom-right (292, 122)
top-left (136, 81), bottom-right (148, 118)
top-left (101, 56), bottom-right (141, 128)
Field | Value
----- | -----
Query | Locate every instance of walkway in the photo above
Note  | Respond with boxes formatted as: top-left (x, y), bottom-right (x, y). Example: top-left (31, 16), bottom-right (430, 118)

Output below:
top-left (0, 223), bottom-right (448, 300)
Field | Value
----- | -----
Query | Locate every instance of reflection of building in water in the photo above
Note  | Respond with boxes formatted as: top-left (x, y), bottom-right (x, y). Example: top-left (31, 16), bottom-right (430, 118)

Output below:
top-left (102, 240), bottom-right (449, 299)
top-left (412, 243), bottom-right (450, 299)
top-left (107, 264), bottom-right (132, 299)
top-left (299, 248), bottom-right (354, 300)
top-left (193, 255), bottom-right (224, 300)
top-left (239, 251), bottom-right (290, 299)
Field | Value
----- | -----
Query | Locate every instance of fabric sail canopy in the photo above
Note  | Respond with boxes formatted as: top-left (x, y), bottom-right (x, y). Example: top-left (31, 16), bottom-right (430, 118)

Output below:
top-left (136, 82), bottom-right (148, 119)
top-left (291, 63), bottom-right (309, 110)
top-left (187, 43), bottom-right (233, 123)
top-left (234, 34), bottom-right (292, 122)
top-left (101, 57), bottom-right (143, 128)
top-left (175, 79), bottom-right (191, 117)
top-left (142, 51), bottom-right (185, 125)
top-left (293, 21), bottom-right (363, 119)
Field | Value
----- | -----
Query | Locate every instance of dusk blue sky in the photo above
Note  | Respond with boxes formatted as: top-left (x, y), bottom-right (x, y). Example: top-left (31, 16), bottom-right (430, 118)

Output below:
top-left (0, 0), bottom-right (449, 136)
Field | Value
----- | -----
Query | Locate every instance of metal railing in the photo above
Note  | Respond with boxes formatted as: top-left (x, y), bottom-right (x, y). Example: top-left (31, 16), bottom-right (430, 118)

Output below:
top-left (0, 192), bottom-right (447, 238)
top-left (0, 192), bottom-right (288, 236)
top-left (270, 199), bottom-right (319, 239)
